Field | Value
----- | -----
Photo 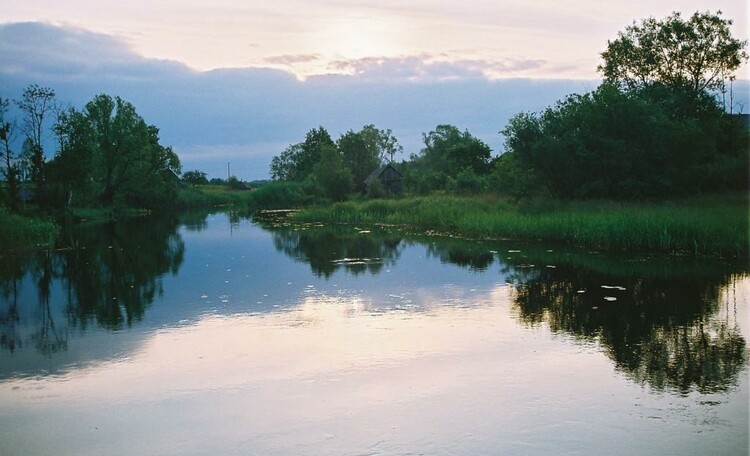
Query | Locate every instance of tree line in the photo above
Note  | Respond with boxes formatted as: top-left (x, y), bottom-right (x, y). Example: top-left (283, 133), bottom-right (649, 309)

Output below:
top-left (0, 86), bottom-right (181, 212)
top-left (3, 10), bottom-right (746, 212)
top-left (268, 124), bottom-right (403, 201)
top-left (269, 10), bottom-right (748, 201)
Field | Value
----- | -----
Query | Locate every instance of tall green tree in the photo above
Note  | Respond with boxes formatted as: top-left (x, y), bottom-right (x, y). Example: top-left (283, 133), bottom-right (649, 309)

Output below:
top-left (270, 126), bottom-right (335, 182)
top-left (84, 95), bottom-right (154, 206)
top-left (49, 94), bottom-right (182, 209)
top-left (134, 125), bottom-right (181, 208)
top-left (311, 144), bottom-right (353, 201)
top-left (499, 84), bottom-right (747, 199)
top-left (48, 107), bottom-right (97, 207)
top-left (182, 170), bottom-right (209, 186)
top-left (402, 125), bottom-right (491, 194)
top-left (16, 85), bottom-right (56, 198)
top-left (338, 129), bottom-right (374, 192)
top-left (270, 143), bottom-right (303, 181)
top-left (420, 125), bottom-right (492, 176)
top-left (495, 10), bottom-right (748, 200)
top-left (599, 11), bottom-right (748, 96)
top-left (297, 126), bottom-right (335, 181)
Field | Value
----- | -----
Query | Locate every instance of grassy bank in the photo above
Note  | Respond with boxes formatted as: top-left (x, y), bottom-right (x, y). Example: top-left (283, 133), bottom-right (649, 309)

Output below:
top-left (0, 208), bottom-right (59, 251)
top-left (178, 182), bottom-right (307, 210)
top-left (294, 194), bottom-right (749, 258)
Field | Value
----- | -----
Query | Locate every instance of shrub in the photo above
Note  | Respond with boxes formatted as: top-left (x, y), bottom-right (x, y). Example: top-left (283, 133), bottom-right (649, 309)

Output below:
top-left (447, 168), bottom-right (488, 194)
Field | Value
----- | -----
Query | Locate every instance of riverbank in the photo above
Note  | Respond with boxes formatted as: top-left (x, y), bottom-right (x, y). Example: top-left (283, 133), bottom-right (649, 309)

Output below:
top-left (0, 208), bottom-right (58, 251)
top-left (177, 182), bottom-right (305, 210)
top-left (294, 194), bottom-right (749, 258)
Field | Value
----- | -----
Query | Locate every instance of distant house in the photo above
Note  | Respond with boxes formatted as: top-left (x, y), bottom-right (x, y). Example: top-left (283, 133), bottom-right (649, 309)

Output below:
top-left (160, 169), bottom-right (181, 185)
top-left (365, 164), bottom-right (403, 195)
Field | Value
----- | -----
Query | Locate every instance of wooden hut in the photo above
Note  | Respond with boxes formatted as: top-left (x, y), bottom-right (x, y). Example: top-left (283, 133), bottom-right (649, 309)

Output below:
top-left (365, 164), bottom-right (403, 195)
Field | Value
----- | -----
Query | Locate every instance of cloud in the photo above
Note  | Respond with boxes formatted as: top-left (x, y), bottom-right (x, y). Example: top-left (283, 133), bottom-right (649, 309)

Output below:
top-left (4, 22), bottom-right (745, 181)
top-left (0, 22), bottom-right (192, 82)
top-left (326, 56), bottom-right (478, 81)
top-left (313, 55), bottom-right (549, 82)
top-left (264, 54), bottom-right (323, 65)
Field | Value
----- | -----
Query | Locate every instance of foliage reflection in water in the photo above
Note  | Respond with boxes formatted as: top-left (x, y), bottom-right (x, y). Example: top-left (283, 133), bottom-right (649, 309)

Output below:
top-left (0, 211), bottom-right (748, 455)
top-left (0, 214), bottom-right (184, 377)
top-left (258, 214), bottom-right (748, 396)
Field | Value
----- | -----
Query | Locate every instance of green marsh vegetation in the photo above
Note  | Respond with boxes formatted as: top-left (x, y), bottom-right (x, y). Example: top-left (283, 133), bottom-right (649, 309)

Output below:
top-left (0, 207), bottom-right (57, 250)
top-left (294, 194), bottom-right (748, 258)
top-left (177, 181), bottom-right (307, 211)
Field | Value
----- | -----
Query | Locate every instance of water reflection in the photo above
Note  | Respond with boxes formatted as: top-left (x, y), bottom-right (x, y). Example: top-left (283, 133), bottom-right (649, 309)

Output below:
top-left (1, 250), bottom-right (69, 355)
top-left (1, 211), bottom-right (748, 398)
top-left (259, 219), bottom-right (404, 278)
top-left (0, 214), bottom-right (184, 360)
top-left (505, 252), bottom-right (747, 395)
top-left (426, 242), bottom-right (495, 271)
top-left (0, 250), bottom-right (29, 353)
top-left (263, 222), bottom-right (748, 395)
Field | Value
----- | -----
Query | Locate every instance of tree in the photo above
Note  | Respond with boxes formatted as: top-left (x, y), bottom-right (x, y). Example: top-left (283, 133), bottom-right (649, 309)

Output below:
top-left (0, 97), bottom-right (20, 209)
top-left (500, 84), bottom-right (747, 199)
top-left (57, 93), bottom-right (183, 208)
top-left (366, 125), bottom-right (403, 163)
top-left (410, 124), bottom-right (492, 189)
top-left (182, 170), bottom-right (209, 186)
top-left (48, 107), bottom-right (97, 207)
top-left (84, 94), bottom-right (147, 205)
top-left (16, 85), bottom-right (56, 197)
top-left (599, 11), bottom-right (748, 96)
top-left (337, 124), bottom-right (403, 192)
top-left (135, 126), bottom-right (181, 208)
top-left (296, 126), bottom-right (335, 181)
top-left (270, 143), bottom-right (303, 181)
top-left (311, 145), bottom-right (353, 201)
top-left (338, 129), bottom-right (374, 192)
top-left (270, 127), bottom-right (335, 182)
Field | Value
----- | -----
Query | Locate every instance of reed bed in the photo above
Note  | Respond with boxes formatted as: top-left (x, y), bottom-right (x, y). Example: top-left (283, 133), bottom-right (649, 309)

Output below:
top-left (178, 182), bottom-right (306, 210)
top-left (295, 195), bottom-right (748, 258)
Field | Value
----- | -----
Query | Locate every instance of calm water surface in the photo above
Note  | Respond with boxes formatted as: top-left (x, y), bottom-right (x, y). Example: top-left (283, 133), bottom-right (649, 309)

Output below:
top-left (1, 212), bottom-right (748, 455)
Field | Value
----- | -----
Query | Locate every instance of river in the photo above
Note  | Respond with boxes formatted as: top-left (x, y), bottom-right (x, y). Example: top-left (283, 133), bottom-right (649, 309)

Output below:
top-left (0, 211), bottom-right (747, 455)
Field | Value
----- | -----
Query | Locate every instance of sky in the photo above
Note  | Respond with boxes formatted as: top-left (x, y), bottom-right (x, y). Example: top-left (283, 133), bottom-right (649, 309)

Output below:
top-left (1, 0), bottom-right (748, 179)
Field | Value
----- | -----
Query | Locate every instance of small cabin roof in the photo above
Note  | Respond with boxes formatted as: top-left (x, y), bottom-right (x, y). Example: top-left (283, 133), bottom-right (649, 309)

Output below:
top-left (365, 163), bottom-right (401, 184)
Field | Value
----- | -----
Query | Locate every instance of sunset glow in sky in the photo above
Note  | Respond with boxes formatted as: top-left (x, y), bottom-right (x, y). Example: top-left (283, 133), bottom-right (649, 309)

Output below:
top-left (5, 0), bottom-right (748, 80)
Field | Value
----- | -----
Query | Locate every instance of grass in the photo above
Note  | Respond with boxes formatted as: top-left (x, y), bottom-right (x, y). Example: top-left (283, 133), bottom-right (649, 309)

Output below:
top-left (294, 194), bottom-right (749, 258)
top-left (0, 207), bottom-right (59, 251)
top-left (177, 185), bottom-right (255, 208)
top-left (177, 182), bottom-right (306, 210)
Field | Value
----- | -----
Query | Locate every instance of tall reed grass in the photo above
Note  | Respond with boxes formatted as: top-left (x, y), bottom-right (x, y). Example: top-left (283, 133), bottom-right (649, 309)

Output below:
top-left (295, 194), bottom-right (749, 258)
top-left (178, 182), bottom-right (306, 210)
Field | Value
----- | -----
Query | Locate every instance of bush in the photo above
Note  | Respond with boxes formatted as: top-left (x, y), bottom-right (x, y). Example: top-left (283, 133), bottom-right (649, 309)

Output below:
top-left (490, 152), bottom-right (546, 199)
top-left (447, 168), bottom-right (488, 194)
top-left (248, 181), bottom-right (306, 209)
top-left (403, 170), bottom-right (448, 194)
